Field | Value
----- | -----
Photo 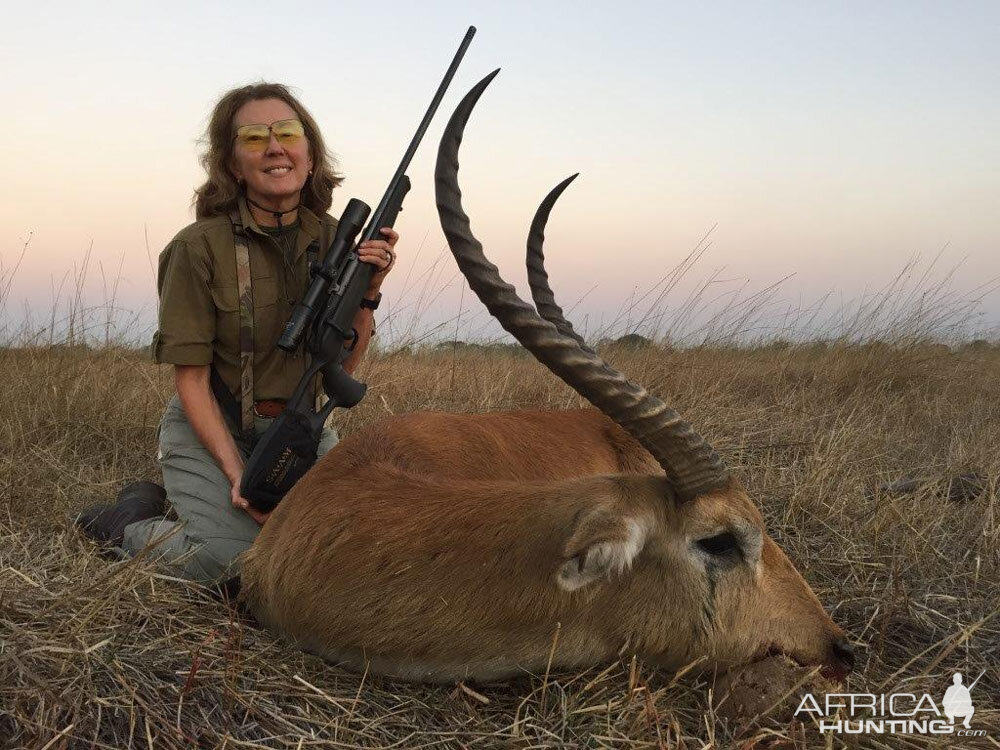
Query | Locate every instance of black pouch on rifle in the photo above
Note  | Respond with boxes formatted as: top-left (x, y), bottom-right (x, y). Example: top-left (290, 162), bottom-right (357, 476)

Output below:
top-left (239, 408), bottom-right (321, 513)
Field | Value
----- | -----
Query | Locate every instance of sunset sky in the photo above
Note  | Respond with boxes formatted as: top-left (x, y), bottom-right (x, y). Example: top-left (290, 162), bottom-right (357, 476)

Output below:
top-left (1, 1), bottom-right (997, 344)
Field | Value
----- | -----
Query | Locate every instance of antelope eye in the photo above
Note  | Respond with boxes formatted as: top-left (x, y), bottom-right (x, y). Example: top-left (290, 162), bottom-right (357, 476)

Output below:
top-left (696, 531), bottom-right (740, 557)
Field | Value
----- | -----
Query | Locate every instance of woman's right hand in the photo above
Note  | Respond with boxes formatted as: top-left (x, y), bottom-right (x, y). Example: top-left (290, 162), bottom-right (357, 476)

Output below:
top-left (231, 482), bottom-right (271, 525)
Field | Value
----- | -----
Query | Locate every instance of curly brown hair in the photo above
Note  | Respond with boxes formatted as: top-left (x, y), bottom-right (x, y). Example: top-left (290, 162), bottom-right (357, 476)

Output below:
top-left (193, 82), bottom-right (344, 219)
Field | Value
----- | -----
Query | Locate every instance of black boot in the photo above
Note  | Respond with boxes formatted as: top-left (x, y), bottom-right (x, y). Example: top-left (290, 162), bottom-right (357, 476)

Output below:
top-left (76, 481), bottom-right (167, 547)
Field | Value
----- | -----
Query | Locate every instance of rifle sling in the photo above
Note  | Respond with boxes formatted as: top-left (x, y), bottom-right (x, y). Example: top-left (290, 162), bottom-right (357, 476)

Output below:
top-left (231, 211), bottom-right (256, 438)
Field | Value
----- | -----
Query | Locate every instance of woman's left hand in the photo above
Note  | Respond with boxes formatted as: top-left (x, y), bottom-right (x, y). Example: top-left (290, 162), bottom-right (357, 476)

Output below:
top-left (358, 227), bottom-right (399, 292)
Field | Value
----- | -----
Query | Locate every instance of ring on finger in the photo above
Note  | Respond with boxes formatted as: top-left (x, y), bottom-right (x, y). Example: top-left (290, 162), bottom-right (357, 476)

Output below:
top-left (385, 248), bottom-right (394, 267)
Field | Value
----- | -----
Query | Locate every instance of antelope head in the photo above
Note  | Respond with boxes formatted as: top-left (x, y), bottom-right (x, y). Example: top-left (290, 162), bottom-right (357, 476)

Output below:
top-left (434, 70), bottom-right (855, 680)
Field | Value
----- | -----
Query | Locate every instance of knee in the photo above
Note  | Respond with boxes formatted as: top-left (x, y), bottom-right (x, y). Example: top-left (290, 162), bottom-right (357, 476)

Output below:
top-left (125, 522), bottom-right (246, 585)
top-left (179, 540), bottom-right (246, 584)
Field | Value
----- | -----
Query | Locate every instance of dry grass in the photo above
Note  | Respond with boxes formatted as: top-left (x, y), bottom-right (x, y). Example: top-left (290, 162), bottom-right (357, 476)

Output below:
top-left (1, 341), bottom-right (999, 748)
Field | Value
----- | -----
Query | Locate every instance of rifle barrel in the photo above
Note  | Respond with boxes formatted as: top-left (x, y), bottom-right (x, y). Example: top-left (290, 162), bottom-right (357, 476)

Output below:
top-left (361, 25), bottom-right (477, 244)
top-left (968, 668), bottom-right (986, 691)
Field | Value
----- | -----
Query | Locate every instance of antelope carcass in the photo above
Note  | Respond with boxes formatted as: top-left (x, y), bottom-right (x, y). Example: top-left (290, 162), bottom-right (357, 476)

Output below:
top-left (240, 71), bottom-right (855, 684)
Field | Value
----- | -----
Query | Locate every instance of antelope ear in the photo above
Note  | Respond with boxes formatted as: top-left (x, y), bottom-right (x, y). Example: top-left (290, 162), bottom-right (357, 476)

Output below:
top-left (556, 508), bottom-right (650, 592)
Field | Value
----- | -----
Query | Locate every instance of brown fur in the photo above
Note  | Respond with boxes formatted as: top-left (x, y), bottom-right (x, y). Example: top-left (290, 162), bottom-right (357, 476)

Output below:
top-left (313, 408), bottom-right (661, 481)
top-left (240, 410), bottom-right (849, 683)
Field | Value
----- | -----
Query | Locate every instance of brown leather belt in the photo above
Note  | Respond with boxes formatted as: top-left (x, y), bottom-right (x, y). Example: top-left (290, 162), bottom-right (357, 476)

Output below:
top-left (253, 399), bottom-right (287, 418)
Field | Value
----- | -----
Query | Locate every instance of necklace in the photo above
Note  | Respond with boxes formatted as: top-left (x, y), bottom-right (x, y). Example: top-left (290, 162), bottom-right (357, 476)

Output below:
top-left (246, 195), bottom-right (300, 229)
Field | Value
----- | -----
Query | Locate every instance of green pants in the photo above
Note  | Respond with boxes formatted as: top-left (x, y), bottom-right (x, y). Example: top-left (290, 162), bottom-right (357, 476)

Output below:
top-left (122, 394), bottom-right (338, 584)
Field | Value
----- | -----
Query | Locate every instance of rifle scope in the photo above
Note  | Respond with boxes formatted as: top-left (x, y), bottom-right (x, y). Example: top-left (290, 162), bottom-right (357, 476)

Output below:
top-left (277, 199), bottom-right (370, 351)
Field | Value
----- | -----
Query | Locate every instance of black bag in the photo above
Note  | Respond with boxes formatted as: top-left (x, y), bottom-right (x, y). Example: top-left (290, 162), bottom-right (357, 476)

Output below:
top-left (239, 408), bottom-right (322, 513)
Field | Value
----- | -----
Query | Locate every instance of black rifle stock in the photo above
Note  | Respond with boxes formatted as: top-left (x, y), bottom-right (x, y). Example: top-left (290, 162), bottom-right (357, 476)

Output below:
top-left (240, 27), bottom-right (476, 512)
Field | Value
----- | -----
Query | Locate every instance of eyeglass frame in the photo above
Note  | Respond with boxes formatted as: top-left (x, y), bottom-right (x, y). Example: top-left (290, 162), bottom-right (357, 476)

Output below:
top-left (232, 118), bottom-right (306, 150)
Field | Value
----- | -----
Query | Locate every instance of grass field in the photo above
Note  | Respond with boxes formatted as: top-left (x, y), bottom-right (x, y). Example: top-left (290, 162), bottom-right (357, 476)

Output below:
top-left (1, 341), bottom-right (998, 748)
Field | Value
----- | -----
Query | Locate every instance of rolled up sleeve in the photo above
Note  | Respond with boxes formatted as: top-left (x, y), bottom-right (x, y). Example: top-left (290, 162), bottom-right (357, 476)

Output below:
top-left (152, 239), bottom-right (215, 365)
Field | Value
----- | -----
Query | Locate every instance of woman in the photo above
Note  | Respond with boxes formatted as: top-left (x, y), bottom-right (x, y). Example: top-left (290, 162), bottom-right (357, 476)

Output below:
top-left (77, 83), bottom-right (398, 586)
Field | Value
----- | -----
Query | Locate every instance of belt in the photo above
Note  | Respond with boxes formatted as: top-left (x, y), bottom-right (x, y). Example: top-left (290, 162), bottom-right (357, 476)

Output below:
top-left (253, 399), bottom-right (286, 418)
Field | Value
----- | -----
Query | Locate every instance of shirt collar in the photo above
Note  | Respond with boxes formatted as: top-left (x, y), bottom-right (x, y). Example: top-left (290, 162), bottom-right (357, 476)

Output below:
top-left (236, 195), bottom-right (321, 260)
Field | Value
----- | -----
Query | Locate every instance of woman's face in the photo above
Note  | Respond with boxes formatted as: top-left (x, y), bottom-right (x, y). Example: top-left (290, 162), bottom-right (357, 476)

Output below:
top-left (230, 98), bottom-right (313, 207)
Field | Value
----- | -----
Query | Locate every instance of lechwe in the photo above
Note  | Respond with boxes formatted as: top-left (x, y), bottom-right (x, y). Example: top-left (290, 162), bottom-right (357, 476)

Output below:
top-left (241, 72), bottom-right (855, 684)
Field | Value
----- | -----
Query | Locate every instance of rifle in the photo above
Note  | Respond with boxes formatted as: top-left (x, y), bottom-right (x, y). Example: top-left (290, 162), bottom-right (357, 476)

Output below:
top-left (240, 26), bottom-right (477, 512)
top-left (967, 669), bottom-right (985, 692)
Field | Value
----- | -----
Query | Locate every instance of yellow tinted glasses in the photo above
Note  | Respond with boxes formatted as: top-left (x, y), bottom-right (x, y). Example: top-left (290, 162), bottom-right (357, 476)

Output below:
top-left (233, 118), bottom-right (305, 151)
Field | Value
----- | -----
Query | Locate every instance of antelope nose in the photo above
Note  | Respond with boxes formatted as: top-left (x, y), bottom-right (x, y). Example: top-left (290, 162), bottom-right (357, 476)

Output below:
top-left (832, 637), bottom-right (855, 672)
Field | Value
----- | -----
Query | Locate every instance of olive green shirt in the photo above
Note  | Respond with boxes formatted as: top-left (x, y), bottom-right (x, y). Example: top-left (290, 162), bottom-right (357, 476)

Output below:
top-left (152, 197), bottom-right (338, 401)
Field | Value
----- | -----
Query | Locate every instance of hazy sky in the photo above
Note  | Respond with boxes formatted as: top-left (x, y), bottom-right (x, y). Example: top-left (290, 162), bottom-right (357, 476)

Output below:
top-left (1, 1), bottom-right (997, 343)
